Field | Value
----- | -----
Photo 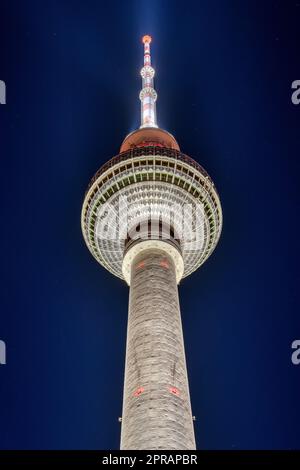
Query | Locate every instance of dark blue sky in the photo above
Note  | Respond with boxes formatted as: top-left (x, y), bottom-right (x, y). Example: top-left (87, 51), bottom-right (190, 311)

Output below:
top-left (0, 0), bottom-right (299, 449)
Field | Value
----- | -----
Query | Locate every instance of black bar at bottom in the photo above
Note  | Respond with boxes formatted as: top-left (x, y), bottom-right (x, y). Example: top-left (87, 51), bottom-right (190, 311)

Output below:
top-left (0, 450), bottom-right (299, 466)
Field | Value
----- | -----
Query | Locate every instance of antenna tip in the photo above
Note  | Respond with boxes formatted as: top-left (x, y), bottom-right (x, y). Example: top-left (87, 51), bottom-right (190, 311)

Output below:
top-left (142, 35), bottom-right (152, 44)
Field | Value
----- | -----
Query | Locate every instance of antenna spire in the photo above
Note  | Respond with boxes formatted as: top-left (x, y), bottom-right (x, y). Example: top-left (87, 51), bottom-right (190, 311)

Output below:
top-left (139, 35), bottom-right (158, 128)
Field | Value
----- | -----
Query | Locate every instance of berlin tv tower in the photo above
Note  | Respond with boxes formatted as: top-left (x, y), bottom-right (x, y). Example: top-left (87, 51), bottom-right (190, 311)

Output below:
top-left (82, 35), bottom-right (222, 450)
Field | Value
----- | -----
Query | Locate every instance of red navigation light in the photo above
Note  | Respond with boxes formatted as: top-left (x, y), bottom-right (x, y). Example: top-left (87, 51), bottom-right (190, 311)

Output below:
top-left (137, 141), bottom-right (164, 148)
top-left (133, 387), bottom-right (145, 397)
top-left (142, 35), bottom-right (152, 44)
top-left (170, 386), bottom-right (180, 396)
top-left (136, 261), bottom-right (145, 270)
top-left (160, 259), bottom-right (169, 269)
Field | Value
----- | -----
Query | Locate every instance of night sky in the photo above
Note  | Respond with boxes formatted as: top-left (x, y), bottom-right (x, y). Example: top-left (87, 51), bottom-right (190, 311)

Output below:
top-left (0, 0), bottom-right (300, 450)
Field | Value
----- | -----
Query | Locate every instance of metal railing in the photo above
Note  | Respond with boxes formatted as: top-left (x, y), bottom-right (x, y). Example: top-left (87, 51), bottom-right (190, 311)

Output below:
top-left (87, 146), bottom-right (211, 192)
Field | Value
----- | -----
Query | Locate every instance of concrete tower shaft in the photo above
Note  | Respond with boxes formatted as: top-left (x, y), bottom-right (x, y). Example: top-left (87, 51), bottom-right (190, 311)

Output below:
top-left (121, 246), bottom-right (196, 450)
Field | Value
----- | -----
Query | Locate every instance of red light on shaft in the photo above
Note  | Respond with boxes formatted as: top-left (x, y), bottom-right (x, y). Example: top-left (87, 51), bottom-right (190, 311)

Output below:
top-left (160, 259), bottom-right (169, 269)
top-left (136, 261), bottom-right (145, 270)
top-left (133, 386), bottom-right (145, 397)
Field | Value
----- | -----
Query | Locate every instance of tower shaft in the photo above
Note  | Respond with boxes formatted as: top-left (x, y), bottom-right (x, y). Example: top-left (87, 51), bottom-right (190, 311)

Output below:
top-left (120, 247), bottom-right (196, 450)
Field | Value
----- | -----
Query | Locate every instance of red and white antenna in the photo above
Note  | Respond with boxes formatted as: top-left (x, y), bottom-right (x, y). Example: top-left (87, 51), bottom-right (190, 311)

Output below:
top-left (139, 35), bottom-right (158, 128)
